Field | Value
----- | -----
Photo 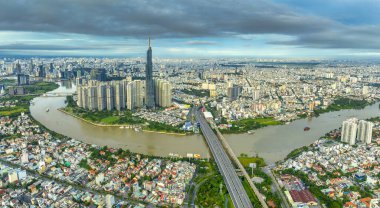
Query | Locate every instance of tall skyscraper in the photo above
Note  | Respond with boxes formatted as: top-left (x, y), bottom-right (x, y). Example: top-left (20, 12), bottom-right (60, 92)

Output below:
top-left (15, 61), bottom-right (22, 74)
top-left (125, 80), bottom-right (145, 110)
top-left (136, 80), bottom-right (145, 108)
top-left (357, 120), bottom-right (373, 144)
top-left (227, 84), bottom-right (242, 101)
top-left (49, 63), bottom-right (54, 73)
top-left (30, 59), bottom-right (34, 71)
top-left (37, 65), bottom-right (46, 78)
top-left (341, 118), bottom-right (358, 145)
top-left (77, 86), bottom-right (84, 108)
top-left (155, 79), bottom-right (172, 107)
top-left (145, 37), bottom-right (155, 109)
top-left (126, 81), bottom-right (136, 110)
top-left (97, 84), bottom-right (107, 111)
top-left (341, 118), bottom-right (373, 145)
top-left (83, 87), bottom-right (89, 108)
top-left (154, 79), bottom-right (161, 106)
top-left (114, 82), bottom-right (125, 111)
top-left (88, 86), bottom-right (98, 110)
top-left (161, 81), bottom-right (172, 107)
top-left (106, 85), bottom-right (114, 111)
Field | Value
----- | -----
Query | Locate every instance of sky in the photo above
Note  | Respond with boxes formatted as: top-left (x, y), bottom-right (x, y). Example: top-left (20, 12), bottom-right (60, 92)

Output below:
top-left (0, 0), bottom-right (380, 58)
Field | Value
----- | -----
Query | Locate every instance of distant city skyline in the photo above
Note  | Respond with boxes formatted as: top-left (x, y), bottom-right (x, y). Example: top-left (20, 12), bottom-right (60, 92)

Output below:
top-left (1, 0), bottom-right (380, 58)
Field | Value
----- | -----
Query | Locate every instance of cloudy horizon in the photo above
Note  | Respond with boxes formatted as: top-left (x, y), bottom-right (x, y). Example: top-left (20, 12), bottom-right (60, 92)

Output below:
top-left (1, 0), bottom-right (380, 58)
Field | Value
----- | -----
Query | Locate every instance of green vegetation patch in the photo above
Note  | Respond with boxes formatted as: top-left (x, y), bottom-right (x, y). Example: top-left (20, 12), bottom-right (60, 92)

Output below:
top-left (64, 96), bottom-right (185, 134)
top-left (196, 175), bottom-right (227, 207)
top-left (182, 89), bottom-right (210, 97)
top-left (367, 117), bottom-right (380, 122)
top-left (64, 96), bottom-right (145, 125)
top-left (253, 117), bottom-right (283, 125)
top-left (227, 195), bottom-right (235, 208)
top-left (0, 82), bottom-right (59, 118)
top-left (314, 97), bottom-right (371, 116)
top-left (221, 117), bottom-right (282, 133)
top-left (285, 146), bottom-right (309, 160)
top-left (78, 159), bottom-right (92, 170)
top-left (0, 107), bottom-right (26, 116)
top-left (241, 178), bottom-right (264, 207)
top-left (24, 82), bottom-right (59, 94)
top-left (238, 156), bottom-right (266, 168)
top-left (144, 121), bottom-right (185, 133)
top-left (0, 78), bottom-right (16, 85)
top-left (237, 155), bottom-right (281, 207)
top-left (100, 116), bottom-right (120, 124)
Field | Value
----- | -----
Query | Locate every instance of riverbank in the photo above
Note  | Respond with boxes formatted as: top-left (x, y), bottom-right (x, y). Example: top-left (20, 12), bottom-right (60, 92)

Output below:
top-left (282, 115), bottom-right (380, 161)
top-left (58, 108), bottom-right (189, 136)
top-left (217, 97), bottom-right (377, 134)
top-left (30, 92), bottom-right (209, 159)
top-left (224, 100), bottom-right (380, 164)
top-left (58, 108), bottom-right (138, 127)
top-left (0, 82), bottom-right (59, 117)
top-left (31, 98), bottom-right (203, 160)
top-left (63, 96), bottom-right (188, 135)
top-left (312, 97), bottom-right (376, 116)
top-left (142, 129), bottom-right (187, 136)
top-left (219, 117), bottom-right (283, 134)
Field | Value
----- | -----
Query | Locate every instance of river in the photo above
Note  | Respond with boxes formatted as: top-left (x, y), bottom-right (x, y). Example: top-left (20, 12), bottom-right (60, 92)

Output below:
top-left (30, 81), bottom-right (380, 164)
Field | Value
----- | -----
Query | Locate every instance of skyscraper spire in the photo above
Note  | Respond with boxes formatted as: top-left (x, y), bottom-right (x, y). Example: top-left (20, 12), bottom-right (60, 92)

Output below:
top-left (148, 37), bottom-right (151, 48)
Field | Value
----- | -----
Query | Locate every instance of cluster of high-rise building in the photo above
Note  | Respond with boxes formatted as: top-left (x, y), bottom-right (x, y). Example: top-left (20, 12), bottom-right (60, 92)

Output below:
top-left (341, 118), bottom-right (373, 145)
top-left (76, 78), bottom-right (172, 111)
top-left (77, 80), bottom-right (132, 111)
top-left (76, 39), bottom-right (172, 111)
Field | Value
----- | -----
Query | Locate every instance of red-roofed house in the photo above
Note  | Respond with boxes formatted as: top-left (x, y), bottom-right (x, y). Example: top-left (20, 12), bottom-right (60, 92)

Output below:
top-left (289, 189), bottom-right (318, 206)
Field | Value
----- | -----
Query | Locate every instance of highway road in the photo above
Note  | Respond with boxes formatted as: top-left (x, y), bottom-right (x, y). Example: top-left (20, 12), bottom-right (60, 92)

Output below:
top-left (196, 109), bottom-right (253, 208)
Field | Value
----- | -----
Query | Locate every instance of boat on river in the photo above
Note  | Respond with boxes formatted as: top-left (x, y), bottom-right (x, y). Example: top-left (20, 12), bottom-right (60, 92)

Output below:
top-left (304, 127), bottom-right (310, 131)
top-left (247, 130), bottom-right (255, 134)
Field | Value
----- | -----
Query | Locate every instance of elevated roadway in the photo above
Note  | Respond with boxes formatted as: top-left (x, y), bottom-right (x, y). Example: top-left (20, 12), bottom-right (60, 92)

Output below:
top-left (196, 109), bottom-right (253, 208)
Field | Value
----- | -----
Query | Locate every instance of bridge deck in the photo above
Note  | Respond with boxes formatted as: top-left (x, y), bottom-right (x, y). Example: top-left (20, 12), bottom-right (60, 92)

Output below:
top-left (196, 110), bottom-right (253, 208)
